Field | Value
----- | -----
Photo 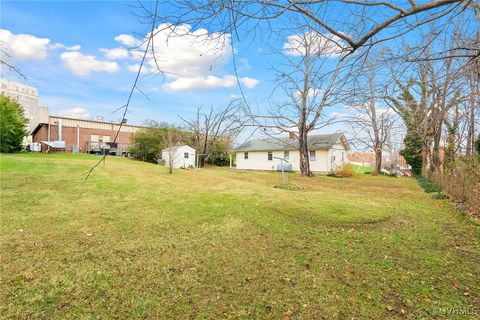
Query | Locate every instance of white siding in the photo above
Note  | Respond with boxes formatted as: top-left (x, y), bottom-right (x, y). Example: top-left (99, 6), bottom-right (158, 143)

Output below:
top-left (329, 143), bottom-right (349, 171)
top-left (162, 145), bottom-right (196, 168)
top-left (236, 149), bottom-right (331, 172)
top-left (308, 149), bottom-right (330, 172)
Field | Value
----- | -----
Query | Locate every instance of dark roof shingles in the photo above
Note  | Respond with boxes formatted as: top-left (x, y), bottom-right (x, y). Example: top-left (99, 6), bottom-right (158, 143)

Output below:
top-left (235, 133), bottom-right (346, 152)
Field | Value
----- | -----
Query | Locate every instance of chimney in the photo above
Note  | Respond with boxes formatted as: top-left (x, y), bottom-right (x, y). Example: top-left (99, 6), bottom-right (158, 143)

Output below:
top-left (288, 132), bottom-right (295, 140)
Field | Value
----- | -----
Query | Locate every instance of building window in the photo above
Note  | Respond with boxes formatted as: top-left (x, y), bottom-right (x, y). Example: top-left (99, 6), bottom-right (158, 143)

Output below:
top-left (309, 150), bottom-right (316, 161)
top-left (342, 152), bottom-right (344, 161)
top-left (284, 151), bottom-right (289, 160)
top-left (184, 152), bottom-right (189, 159)
top-left (268, 151), bottom-right (273, 161)
top-left (244, 152), bottom-right (248, 160)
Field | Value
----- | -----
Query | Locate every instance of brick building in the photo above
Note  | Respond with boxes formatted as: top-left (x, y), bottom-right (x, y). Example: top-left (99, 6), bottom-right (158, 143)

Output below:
top-left (29, 107), bottom-right (143, 153)
top-left (348, 151), bottom-right (407, 168)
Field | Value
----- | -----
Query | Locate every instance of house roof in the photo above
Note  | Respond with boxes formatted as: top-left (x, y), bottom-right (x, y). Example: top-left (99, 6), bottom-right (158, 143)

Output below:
top-left (161, 145), bottom-right (195, 152)
top-left (234, 133), bottom-right (349, 152)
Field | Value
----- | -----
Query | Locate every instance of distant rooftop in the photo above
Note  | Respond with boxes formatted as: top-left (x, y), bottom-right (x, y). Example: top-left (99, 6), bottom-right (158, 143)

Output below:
top-left (235, 133), bottom-right (348, 152)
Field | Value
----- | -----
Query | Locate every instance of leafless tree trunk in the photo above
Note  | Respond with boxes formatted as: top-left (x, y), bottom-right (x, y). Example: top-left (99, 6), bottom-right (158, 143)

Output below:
top-left (466, 59), bottom-right (479, 156)
top-left (347, 61), bottom-right (396, 175)
top-left (163, 127), bottom-right (181, 174)
top-left (246, 29), bottom-right (344, 177)
top-left (181, 99), bottom-right (244, 168)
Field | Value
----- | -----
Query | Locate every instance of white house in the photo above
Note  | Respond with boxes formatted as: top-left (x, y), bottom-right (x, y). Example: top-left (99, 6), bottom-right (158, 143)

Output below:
top-left (161, 145), bottom-right (196, 168)
top-left (234, 133), bottom-right (350, 173)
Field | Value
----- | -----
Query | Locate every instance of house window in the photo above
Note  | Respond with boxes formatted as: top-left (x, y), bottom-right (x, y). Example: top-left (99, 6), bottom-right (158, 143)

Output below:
top-left (184, 152), bottom-right (189, 159)
top-left (284, 151), bottom-right (289, 160)
top-left (244, 152), bottom-right (249, 160)
top-left (309, 150), bottom-right (316, 161)
top-left (268, 151), bottom-right (273, 161)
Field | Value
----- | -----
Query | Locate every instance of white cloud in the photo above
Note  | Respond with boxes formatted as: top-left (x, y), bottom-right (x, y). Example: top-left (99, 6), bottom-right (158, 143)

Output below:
top-left (164, 75), bottom-right (259, 91)
top-left (127, 63), bottom-right (140, 73)
top-left (0, 29), bottom-right (51, 60)
top-left (145, 23), bottom-right (232, 77)
top-left (114, 34), bottom-right (141, 47)
top-left (100, 47), bottom-right (129, 60)
top-left (240, 77), bottom-right (259, 89)
top-left (50, 43), bottom-right (81, 51)
top-left (60, 51), bottom-right (119, 76)
top-left (56, 107), bottom-right (91, 119)
top-left (284, 31), bottom-right (348, 57)
top-left (122, 23), bottom-right (259, 91)
top-left (50, 43), bottom-right (64, 50)
top-left (66, 44), bottom-right (81, 51)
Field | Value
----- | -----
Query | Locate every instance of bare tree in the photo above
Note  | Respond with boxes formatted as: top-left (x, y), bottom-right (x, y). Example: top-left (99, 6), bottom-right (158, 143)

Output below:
top-left (465, 58), bottom-right (479, 157)
top-left (157, 0), bottom-right (479, 60)
top-left (162, 127), bottom-right (181, 174)
top-left (246, 29), bottom-right (344, 177)
top-left (347, 63), bottom-right (397, 175)
top-left (181, 98), bottom-right (244, 167)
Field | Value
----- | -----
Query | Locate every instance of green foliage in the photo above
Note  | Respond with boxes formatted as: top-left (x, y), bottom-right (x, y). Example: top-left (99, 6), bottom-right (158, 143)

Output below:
top-left (207, 138), bottom-right (232, 166)
top-left (400, 131), bottom-right (422, 175)
top-left (415, 176), bottom-right (441, 193)
top-left (0, 95), bottom-right (28, 153)
top-left (130, 120), bottom-right (183, 163)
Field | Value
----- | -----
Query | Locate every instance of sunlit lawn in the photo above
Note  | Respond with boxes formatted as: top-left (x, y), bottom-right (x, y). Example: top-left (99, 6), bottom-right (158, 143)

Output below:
top-left (1, 153), bottom-right (478, 319)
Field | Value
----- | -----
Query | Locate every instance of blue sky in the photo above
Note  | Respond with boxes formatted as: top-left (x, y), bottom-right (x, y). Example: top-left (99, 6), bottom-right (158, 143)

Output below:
top-left (1, 1), bottom-right (286, 126)
top-left (4, 0), bottom-right (439, 147)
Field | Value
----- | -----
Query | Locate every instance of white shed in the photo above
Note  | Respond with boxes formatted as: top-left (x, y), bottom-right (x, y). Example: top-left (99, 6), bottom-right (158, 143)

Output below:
top-left (161, 145), bottom-right (196, 168)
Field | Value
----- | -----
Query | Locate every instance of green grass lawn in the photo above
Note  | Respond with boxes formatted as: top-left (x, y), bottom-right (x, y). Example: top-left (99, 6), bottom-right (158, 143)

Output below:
top-left (351, 163), bottom-right (374, 174)
top-left (1, 153), bottom-right (479, 319)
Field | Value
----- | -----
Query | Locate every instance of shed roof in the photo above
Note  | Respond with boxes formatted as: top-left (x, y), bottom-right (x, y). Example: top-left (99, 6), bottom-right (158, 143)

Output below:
top-left (161, 145), bottom-right (195, 152)
top-left (234, 133), bottom-right (348, 152)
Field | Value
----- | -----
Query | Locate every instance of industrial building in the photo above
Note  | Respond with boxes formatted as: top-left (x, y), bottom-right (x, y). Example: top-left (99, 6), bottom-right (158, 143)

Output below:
top-left (29, 107), bottom-right (143, 154)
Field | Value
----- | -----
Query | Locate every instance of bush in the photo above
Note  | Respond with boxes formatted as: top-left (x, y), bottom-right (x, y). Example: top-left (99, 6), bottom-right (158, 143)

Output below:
top-left (330, 163), bottom-right (355, 178)
top-left (415, 176), bottom-right (441, 193)
top-left (431, 158), bottom-right (480, 216)
top-left (0, 95), bottom-right (28, 153)
top-left (400, 131), bottom-right (423, 175)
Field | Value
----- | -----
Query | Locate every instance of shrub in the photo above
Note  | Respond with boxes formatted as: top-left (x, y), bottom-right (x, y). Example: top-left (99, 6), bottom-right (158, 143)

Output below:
top-left (415, 176), bottom-right (441, 193)
top-left (331, 163), bottom-right (355, 178)
top-left (431, 158), bottom-right (480, 216)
